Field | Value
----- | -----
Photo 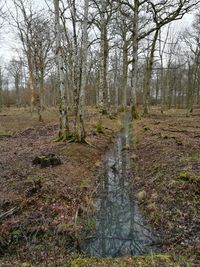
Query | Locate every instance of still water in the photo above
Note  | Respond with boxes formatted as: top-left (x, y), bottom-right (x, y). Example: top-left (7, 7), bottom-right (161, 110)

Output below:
top-left (84, 113), bottom-right (155, 258)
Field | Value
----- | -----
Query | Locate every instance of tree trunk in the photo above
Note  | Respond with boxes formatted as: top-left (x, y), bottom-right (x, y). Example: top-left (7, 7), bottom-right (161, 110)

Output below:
top-left (131, 0), bottom-right (139, 119)
top-left (54, 0), bottom-right (69, 140)
top-left (114, 50), bottom-right (119, 109)
top-left (143, 29), bottom-right (159, 115)
top-left (99, 1), bottom-right (108, 114)
top-left (122, 41), bottom-right (128, 109)
top-left (0, 68), bottom-right (2, 112)
top-left (15, 76), bottom-right (20, 108)
top-left (75, 0), bottom-right (89, 142)
top-left (28, 55), bottom-right (35, 114)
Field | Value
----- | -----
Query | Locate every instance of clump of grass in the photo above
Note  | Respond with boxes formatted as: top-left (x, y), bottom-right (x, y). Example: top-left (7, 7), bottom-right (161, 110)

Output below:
top-left (96, 119), bottom-right (104, 134)
top-left (178, 171), bottom-right (200, 184)
top-left (118, 106), bottom-right (125, 113)
top-left (181, 157), bottom-right (200, 163)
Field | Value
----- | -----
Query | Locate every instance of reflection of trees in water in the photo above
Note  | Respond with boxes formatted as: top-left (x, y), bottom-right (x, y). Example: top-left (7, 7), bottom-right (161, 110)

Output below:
top-left (85, 113), bottom-right (154, 258)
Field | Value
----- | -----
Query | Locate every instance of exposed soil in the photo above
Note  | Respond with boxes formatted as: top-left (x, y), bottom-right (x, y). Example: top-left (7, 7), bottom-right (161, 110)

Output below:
top-left (0, 108), bottom-right (121, 266)
top-left (132, 108), bottom-right (200, 266)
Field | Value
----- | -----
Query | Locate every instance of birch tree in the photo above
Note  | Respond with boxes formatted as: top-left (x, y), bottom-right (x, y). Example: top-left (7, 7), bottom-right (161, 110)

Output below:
top-left (74, 0), bottom-right (89, 142)
top-left (54, 0), bottom-right (70, 140)
top-left (0, 67), bottom-right (2, 112)
top-left (91, 0), bottom-right (114, 114)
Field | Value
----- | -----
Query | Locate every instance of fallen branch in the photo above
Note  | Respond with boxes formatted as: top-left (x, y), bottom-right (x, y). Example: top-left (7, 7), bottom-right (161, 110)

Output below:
top-left (161, 128), bottom-right (188, 133)
top-left (0, 207), bottom-right (18, 221)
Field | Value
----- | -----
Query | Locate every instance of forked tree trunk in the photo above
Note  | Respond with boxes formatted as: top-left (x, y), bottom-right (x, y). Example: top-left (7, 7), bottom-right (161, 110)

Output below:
top-left (54, 0), bottom-right (69, 140)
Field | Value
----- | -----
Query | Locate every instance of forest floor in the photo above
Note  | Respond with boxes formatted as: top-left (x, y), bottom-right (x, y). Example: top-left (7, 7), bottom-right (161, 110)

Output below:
top-left (0, 107), bottom-right (121, 266)
top-left (131, 108), bottom-right (200, 267)
top-left (0, 107), bottom-right (200, 267)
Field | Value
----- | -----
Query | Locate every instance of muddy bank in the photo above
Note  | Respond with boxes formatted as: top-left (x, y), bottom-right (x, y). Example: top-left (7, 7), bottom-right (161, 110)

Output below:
top-left (132, 109), bottom-right (200, 266)
top-left (0, 110), bottom-right (121, 266)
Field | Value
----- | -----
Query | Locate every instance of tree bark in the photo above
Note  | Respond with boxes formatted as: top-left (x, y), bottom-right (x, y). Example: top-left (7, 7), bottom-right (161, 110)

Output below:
top-left (54, 0), bottom-right (69, 139)
top-left (122, 41), bottom-right (128, 109)
top-left (0, 67), bottom-right (2, 112)
top-left (99, 0), bottom-right (108, 114)
top-left (131, 0), bottom-right (139, 119)
top-left (143, 29), bottom-right (159, 115)
top-left (75, 0), bottom-right (89, 142)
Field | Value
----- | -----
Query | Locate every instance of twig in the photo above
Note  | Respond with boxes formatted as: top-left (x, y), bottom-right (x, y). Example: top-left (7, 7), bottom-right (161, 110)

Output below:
top-left (0, 207), bottom-right (18, 221)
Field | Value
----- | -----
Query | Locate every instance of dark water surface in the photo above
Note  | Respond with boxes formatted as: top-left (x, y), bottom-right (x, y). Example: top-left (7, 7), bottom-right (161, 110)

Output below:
top-left (84, 113), bottom-right (155, 258)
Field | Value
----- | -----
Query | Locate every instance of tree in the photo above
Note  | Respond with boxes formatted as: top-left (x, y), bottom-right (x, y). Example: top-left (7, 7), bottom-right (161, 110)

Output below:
top-left (0, 66), bottom-right (2, 112)
top-left (54, 0), bottom-right (70, 140)
top-left (74, 0), bottom-right (89, 142)
top-left (7, 58), bottom-right (23, 107)
top-left (182, 12), bottom-right (200, 115)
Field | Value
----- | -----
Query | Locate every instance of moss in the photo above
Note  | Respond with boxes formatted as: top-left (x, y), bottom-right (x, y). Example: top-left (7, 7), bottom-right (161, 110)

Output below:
top-left (87, 217), bottom-right (96, 229)
top-left (70, 254), bottom-right (186, 267)
top-left (32, 154), bottom-right (61, 168)
top-left (179, 171), bottom-right (190, 180)
top-left (96, 119), bottom-right (104, 134)
top-left (118, 106), bottom-right (125, 113)
top-left (178, 171), bottom-right (200, 184)
top-left (181, 157), bottom-right (200, 163)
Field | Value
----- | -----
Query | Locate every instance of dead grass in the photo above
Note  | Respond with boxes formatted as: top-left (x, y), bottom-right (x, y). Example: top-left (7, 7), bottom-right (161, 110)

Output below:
top-left (0, 107), bottom-right (121, 266)
top-left (132, 107), bottom-right (200, 266)
top-left (0, 107), bottom-right (59, 136)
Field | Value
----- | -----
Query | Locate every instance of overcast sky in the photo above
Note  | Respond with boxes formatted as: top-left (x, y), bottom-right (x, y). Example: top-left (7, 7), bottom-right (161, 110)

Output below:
top-left (0, 2), bottom-right (195, 65)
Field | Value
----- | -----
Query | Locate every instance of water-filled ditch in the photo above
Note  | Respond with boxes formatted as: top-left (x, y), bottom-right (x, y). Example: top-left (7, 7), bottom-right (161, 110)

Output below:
top-left (83, 113), bottom-right (156, 258)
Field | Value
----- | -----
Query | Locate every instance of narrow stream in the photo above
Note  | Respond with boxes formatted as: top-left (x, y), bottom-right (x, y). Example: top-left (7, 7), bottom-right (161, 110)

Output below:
top-left (84, 113), bottom-right (155, 258)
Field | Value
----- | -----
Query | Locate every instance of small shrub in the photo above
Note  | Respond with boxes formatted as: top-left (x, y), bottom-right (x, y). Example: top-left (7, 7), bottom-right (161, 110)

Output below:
top-left (96, 120), bottom-right (104, 134)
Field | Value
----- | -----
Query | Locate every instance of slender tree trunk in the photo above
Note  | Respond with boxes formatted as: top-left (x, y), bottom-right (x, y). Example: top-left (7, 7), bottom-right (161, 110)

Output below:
top-left (54, 0), bottom-right (69, 139)
top-left (71, 0), bottom-right (80, 137)
top-left (99, 1), bottom-right (108, 114)
top-left (131, 0), bottom-right (139, 119)
top-left (34, 54), bottom-right (43, 122)
top-left (155, 72), bottom-right (159, 105)
top-left (28, 56), bottom-right (35, 113)
top-left (122, 41), bottom-right (128, 109)
top-left (159, 27), bottom-right (170, 114)
top-left (114, 50), bottom-right (119, 109)
top-left (187, 64), bottom-right (197, 115)
top-left (143, 29), bottom-right (159, 114)
top-left (75, 0), bottom-right (89, 142)
top-left (0, 68), bottom-right (2, 112)
top-left (39, 72), bottom-right (44, 110)
top-left (15, 76), bottom-right (20, 108)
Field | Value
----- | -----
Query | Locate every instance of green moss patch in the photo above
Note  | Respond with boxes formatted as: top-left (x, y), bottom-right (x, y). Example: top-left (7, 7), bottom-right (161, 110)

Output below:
top-left (178, 171), bottom-right (200, 184)
top-left (70, 254), bottom-right (187, 267)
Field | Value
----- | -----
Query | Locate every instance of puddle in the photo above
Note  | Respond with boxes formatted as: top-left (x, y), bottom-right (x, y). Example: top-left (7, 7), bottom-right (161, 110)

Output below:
top-left (83, 113), bottom-right (156, 258)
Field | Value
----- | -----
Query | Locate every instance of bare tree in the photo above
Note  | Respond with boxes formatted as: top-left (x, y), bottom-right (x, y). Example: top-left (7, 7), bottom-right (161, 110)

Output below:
top-left (7, 58), bottom-right (23, 107)
top-left (74, 0), bottom-right (89, 142)
top-left (54, 0), bottom-right (70, 140)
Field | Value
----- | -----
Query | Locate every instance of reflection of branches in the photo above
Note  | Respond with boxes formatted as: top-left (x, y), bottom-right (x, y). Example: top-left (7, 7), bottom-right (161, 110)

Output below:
top-left (85, 113), bottom-right (156, 257)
